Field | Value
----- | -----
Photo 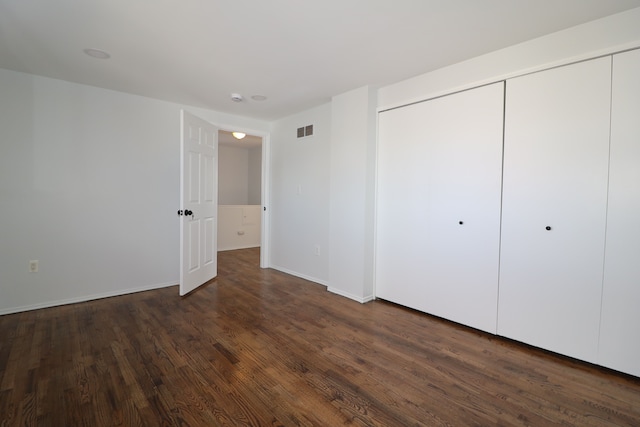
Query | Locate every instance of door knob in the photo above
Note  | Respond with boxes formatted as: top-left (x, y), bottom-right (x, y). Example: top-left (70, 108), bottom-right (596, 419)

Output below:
top-left (185, 210), bottom-right (193, 216)
top-left (177, 210), bottom-right (183, 216)
top-left (546, 226), bottom-right (552, 231)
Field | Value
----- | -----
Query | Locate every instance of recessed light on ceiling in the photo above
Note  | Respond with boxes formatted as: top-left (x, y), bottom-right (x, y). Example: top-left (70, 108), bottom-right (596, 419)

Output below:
top-left (251, 95), bottom-right (267, 101)
top-left (83, 48), bottom-right (111, 59)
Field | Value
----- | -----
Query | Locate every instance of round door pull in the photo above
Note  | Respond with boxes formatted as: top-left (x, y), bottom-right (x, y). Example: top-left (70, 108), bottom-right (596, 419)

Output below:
top-left (546, 226), bottom-right (552, 231)
top-left (459, 221), bottom-right (464, 225)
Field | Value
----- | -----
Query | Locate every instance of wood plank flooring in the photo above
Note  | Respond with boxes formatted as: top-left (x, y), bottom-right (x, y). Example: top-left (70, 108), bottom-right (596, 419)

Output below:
top-left (1, 247), bottom-right (639, 426)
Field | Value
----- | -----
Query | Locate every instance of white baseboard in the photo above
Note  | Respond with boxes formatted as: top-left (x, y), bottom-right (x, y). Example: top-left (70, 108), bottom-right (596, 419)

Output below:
top-left (327, 287), bottom-right (375, 304)
top-left (267, 265), bottom-right (374, 304)
top-left (268, 265), bottom-right (328, 287)
top-left (0, 281), bottom-right (178, 316)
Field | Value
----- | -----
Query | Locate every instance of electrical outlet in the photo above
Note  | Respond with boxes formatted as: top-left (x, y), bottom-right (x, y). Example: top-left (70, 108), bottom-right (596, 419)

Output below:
top-left (314, 245), bottom-right (320, 256)
top-left (29, 260), bottom-right (39, 273)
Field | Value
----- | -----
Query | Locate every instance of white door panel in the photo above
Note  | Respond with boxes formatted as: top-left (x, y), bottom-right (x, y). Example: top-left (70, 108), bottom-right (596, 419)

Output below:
top-left (599, 49), bottom-right (640, 377)
top-left (188, 221), bottom-right (201, 271)
top-left (498, 57), bottom-right (611, 363)
top-left (376, 82), bottom-right (504, 333)
top-left (180, 110), bottom-right (218, 296)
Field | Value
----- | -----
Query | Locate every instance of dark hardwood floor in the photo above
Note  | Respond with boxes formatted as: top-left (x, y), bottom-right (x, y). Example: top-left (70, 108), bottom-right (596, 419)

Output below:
top-left (1, 248), bottom-right (639, 426)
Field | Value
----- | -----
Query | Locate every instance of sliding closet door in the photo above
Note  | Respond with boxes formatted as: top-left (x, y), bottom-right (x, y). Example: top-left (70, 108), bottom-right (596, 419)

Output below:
top-left (498, 57), bottom-right (611, 363)
top-left (376, 82), bottom-right (504, 334)
top-left (599, 49), bottom-right (640, 377)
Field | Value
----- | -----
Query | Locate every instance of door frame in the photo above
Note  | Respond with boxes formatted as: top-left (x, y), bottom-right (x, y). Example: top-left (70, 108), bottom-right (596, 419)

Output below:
top-left (216, 123), bottom-right (271, 268)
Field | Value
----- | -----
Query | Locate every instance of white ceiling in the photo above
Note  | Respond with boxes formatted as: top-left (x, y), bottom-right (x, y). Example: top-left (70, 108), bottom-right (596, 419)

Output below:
top-left (1, 0), bottom-right (639, 121)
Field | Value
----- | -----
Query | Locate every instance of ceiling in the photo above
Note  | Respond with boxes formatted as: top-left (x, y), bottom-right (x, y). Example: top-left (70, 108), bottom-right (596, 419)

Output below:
top-left (1, 1), bottom-right (639, 121)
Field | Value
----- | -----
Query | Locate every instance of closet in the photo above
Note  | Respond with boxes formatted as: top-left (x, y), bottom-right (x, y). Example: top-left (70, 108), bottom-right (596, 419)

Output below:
top-left (376, 82), bottom-right (504, 334)
top-left (375, 50), bottom-right (640, 377)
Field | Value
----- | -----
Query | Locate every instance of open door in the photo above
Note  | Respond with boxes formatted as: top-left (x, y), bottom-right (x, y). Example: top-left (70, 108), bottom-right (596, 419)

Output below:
top-left (179, 110), bottom-right (218, 296)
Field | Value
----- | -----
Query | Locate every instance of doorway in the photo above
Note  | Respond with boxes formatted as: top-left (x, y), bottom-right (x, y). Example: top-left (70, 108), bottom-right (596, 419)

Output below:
top-left (217, 129), bottom-right (269, 268)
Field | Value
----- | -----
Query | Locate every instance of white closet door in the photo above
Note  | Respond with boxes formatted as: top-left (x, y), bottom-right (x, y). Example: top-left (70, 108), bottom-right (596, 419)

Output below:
top-left (498, 57), bottom-right (611, 363)
top-left (599, 49), bottom-right (640, 377)
top-left (376, 82), bottom-right (504, 333)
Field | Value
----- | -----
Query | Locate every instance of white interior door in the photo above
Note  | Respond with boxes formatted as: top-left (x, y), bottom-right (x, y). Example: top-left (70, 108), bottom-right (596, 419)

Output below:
top-left (376, 82), bottom-right (504, 333)
top-left (599, 49), bottom-right (640, 377)
top-left (498, 57), bottom-right (611, 363)
top-left (180, 110), bottom-right (218, 296)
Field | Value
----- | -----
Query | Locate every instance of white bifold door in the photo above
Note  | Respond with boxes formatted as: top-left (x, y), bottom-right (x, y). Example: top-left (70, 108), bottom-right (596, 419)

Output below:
top-left (599, 49), bottom-right (640, 377)
top-left (498, 57), bottom-right (612, 363)
top-left (376, 82), bottom-right (504, 334)
top-left (179, 110), bottom-right (218, 296)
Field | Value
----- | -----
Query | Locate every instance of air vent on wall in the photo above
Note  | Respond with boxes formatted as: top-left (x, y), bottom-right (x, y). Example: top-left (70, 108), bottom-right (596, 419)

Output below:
top-left (297, 124), bottom-right (314, 138)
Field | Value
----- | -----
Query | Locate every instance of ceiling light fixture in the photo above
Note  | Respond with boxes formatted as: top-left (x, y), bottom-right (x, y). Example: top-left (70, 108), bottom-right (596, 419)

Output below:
top-left (232, 132), bottom-right (246, 140)
top-left (230, 93), bottom-right (243, 102)
top-left (83, 48), bottom-right (111, 59)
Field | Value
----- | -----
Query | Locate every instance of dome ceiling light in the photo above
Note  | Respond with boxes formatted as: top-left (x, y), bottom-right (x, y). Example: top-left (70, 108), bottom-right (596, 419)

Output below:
top-left (232, 132), bottom-right (246, 140)
top-left (83, 48), bottom-right (111, 59)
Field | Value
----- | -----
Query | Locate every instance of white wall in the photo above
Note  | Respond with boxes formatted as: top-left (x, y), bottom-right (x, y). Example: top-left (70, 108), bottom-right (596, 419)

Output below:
top-left (218, 205), bottom-right (261, 251)
top-left (218, 143), bottom-right (262, 205)
top-left (328, 86), bottom-right (377, 303)
top-left (219, 144), bottom-right (250, 205)
top-left (379, 8), bottom-right (640, 110)
top-left (248, 146), bottom-right (262, 205)
top-left (269, 104), bottom-right (331, 284)
top-left (0, 68), bottom-right (269, 314)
